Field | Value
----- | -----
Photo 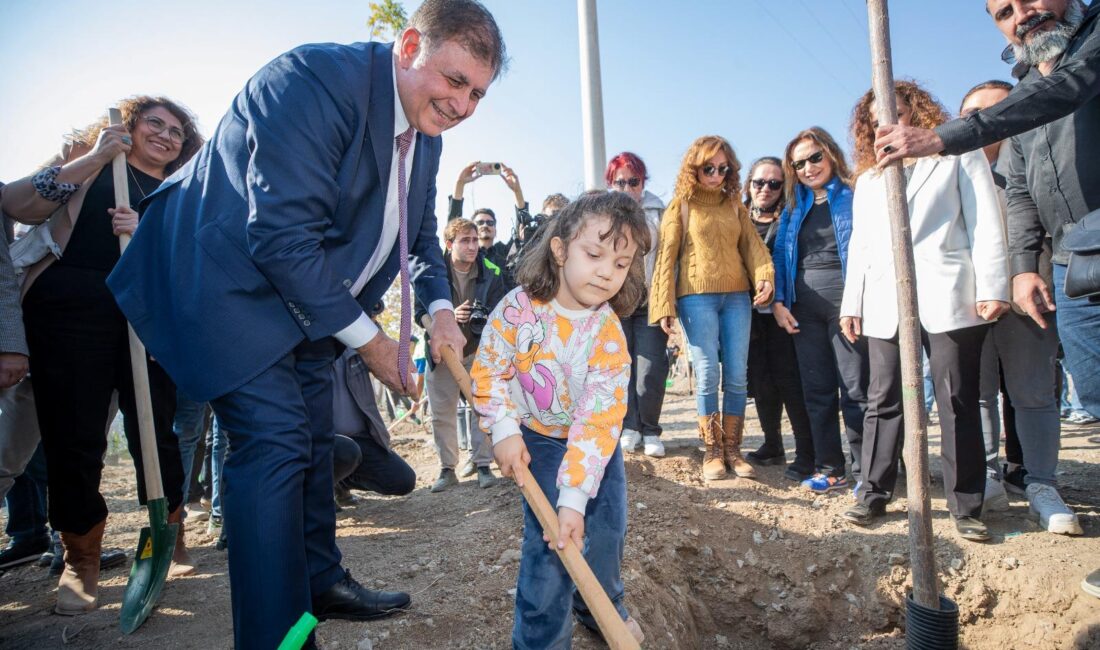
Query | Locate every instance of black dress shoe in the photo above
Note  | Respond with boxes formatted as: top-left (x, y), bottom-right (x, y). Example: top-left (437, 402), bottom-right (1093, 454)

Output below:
top-left (312, 570), bottom-right (410, 621)
top-left (842, 502), bottom-right (886, 526)
top-left (0, 536), bottom-right (50, 569)
top-left (954, 516), bottom-right (991, 542)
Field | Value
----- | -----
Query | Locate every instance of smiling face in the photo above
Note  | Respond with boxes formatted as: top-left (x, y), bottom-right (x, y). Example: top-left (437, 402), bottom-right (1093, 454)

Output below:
top-left (791, 138), bottom-right (833, 191)
top-left (395, 29), bottom-right (495, 137)
top-left (551, 214), bottom-right (638, 310)
top-left (129, 105), bottom-right (185, 174)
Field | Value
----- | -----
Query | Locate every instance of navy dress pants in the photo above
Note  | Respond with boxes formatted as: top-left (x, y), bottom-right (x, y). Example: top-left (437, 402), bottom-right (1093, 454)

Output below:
top-left (211, 338), bottom-right (345, 649)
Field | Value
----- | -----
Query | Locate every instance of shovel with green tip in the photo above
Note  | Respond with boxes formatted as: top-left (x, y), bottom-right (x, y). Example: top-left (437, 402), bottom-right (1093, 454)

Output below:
top-left (106, 107), bottom-right (180, 634)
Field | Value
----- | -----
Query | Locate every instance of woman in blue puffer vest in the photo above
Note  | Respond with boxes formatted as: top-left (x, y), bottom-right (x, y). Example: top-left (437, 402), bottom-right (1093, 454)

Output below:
top-left (771, 126), bottom-right (869, 495)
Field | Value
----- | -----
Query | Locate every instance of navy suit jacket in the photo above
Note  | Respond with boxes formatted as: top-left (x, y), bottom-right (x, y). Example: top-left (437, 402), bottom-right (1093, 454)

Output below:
top-left (108, 42), bottom-right (451, 402)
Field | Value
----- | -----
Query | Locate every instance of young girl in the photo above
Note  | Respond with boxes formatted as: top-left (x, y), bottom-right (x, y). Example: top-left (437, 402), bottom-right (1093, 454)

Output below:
top-left (471, 191), bottom-right (650, 648)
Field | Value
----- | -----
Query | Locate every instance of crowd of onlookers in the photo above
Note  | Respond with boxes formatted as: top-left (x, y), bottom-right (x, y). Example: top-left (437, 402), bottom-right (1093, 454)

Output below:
top-left (2, 0), bottom-right (1099, 644)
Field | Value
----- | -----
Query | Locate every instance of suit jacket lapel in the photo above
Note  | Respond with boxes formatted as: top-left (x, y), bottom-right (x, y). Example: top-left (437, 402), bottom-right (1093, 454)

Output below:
top-left (367, 46), bottom-right (396, 192)
top-left (905, 157), bottom-right (938, 203)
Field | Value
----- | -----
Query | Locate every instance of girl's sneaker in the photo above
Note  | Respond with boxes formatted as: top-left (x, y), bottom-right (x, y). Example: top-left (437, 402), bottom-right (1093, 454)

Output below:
top-left (801, 473), bottom-right (849, 494)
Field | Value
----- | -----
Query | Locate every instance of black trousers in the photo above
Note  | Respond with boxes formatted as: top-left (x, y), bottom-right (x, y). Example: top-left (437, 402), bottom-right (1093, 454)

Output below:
top-left (860, 324), bottom-right (989, 517)
top-left (334, 434), bottom-right (416, 496)
top-left (790, 270), bottom-right (869, 479)
top-left (747, 310), bottom-right (814, 470)
top-left (620, 307), bottom-right (670, 438)
top-left (23, 266), bottom-right (184, 534)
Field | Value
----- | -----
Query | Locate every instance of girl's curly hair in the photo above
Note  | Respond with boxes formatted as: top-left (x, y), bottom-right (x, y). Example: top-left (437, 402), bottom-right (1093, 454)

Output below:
top-left (850, 80), bottom-right (950, 176)
top-left (672, 135), bottom-right (742, 203)
top-left (64, 95), bottom-right (203, 176)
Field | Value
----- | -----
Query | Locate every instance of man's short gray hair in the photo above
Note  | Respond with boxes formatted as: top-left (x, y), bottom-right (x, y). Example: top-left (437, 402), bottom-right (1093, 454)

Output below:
top-left (408, 0), bottom-right (508, 81)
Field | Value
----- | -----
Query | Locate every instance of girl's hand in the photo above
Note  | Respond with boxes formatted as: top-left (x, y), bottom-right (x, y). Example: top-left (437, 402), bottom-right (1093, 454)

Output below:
top-left (772, 302), bottom-right (800, 334)
top-left (493, 435), bottom-right (530, 486)
top-left (659, 316), bottom-right (675, 336)
top-left (545, 506), bottom-right (584, 551)
top-left (753, 280), bottom-right (774, 306)
top-left (109, 205), bottom-right (139, 236)
top-left (977, 300), bottom-right (1010, 322)
top-left (839, 316), bottom-right (862, 344)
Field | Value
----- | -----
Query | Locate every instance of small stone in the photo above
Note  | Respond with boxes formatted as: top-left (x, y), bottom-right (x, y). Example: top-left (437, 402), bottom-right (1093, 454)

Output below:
top-left (357, 636), bottom-right (373, 650)
top-left (806, 564), bottom-right (817, 575)
top-left (496, 548), bottom-right (522, 565)
top-left (753, 531), bottom-right (764, 545)
top-left (424, 618), bottom-right (435, 627)
top-left (635, 502), bottom-right (648, 510)
top-left (1002, 557), bottom-right (1019, 570)
top-left (769, 529), bottom-right (779, 541)
top-left (687, 528), bottom-right (700, 537)
top-left (507, 588), bottom-right (517, 596)
top-left (845, 593), bottom-right (860, 606)
top-left (888, 553), bottom-right (907, 566)
top-left (949, 558), bottom-right (964, 571)
top-left (715, 634), bottom-right (729, 647)
top-left (745, 549), bottom-right (758, 566)
top-left (737, 559), bottom-right (745, 569)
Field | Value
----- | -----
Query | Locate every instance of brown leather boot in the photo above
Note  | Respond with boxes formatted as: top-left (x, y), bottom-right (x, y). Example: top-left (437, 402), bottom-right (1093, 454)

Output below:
top-left (698, 414), bottom-right (727, 480)
top-left (722, 414), bottom-right (757, 478)
top-left (167, 505), bottom-right (196, 578)
top-left (56, 520), bottom-right (105, 615)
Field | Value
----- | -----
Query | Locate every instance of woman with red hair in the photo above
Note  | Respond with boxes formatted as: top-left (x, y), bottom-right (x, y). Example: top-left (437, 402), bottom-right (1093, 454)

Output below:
top-left (604, 152), bottom-right (668, 457)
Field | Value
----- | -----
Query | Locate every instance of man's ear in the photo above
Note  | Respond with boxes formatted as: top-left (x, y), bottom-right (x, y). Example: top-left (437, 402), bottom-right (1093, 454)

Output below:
top-left (396, 27), bottom-right (423, 69)
top-left (550, 237), bottom-right (567, 267)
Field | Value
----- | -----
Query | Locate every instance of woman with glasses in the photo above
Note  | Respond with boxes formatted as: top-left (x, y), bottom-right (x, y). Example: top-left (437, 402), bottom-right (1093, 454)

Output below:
top-left (1, 96), bottom-right (203, 614)
top-left (771, 127), bottom-right (869, 495)
top-left (742, 157), bottom-right (815, 481)
top-left (650, 136), bottom-right (774, 481)
top-left (840, 82), bottom-right (1013, 541)
top-left (604, 152), bottom-right (668, 458)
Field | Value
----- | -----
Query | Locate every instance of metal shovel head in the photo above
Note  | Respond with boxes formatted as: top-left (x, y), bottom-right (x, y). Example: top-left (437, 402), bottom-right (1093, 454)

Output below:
top-left (120, 498), bottom-right (178, 634)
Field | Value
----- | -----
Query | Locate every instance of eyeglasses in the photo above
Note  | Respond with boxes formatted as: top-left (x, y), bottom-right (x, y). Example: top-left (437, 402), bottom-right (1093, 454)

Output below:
top-left (791, 151), bottom-right (825, 171)
top-left (751, 179), bottom-right (784, 191)
top-left (141, 115), bottom-right (187, 144)
top-left (700, 164), bottom-right (731, 178)
top-left (474, 219), bottom-right (496, 227)
top-left (612, 178), bottom-right (641, 189)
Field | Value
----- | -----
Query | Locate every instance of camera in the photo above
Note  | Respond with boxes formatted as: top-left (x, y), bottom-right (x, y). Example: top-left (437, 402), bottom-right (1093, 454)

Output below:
top-left (475, 162), bottom-right (502, 176)
top-left (468, 300), bottom-right (490, 336)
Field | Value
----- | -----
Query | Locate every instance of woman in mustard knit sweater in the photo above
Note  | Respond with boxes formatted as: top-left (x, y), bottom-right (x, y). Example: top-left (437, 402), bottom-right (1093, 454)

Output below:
top-left (650, 136), bottom-right (775, 481)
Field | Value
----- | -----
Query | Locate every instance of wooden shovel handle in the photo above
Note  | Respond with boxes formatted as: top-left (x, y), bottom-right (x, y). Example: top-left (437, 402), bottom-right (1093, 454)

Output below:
top-left (421, 315), bottom-right (640, 650)
top-left (109, 108), bottom-right (165, 502)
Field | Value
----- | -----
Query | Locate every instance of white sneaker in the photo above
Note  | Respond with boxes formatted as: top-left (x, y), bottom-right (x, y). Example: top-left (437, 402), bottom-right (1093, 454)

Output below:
top-left (1026, 483), bottom-right (1083, 535)
top-left (642, 435), bottom-right (666, 458)
top-left (184, 501), bottom-right (209, 522)
top-left (983, 477), bottom-right (1010, 513)
top-left (620, 428), bottom-right (641, 453)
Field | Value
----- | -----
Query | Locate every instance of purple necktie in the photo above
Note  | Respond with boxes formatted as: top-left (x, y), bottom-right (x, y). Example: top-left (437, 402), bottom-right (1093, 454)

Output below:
top-left (396, 127), bottom-right (414, 391)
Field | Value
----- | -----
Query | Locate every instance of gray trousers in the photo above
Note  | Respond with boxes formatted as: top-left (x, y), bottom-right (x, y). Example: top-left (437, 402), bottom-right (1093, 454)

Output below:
top-left (427, 353), bottom-right (492, 469)
top-left (0, 380), bottom-right (40, 501)
top-left (979, 311), bottom-right (1061, 486)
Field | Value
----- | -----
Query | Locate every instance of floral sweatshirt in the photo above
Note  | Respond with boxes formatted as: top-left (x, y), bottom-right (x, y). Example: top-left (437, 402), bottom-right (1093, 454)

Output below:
top-left (470, 287), bottom-right (630, 514)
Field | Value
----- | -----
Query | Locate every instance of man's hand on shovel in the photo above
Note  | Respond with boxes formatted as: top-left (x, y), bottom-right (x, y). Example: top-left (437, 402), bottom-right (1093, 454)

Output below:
top-left (357, 333), bottom-right (418, 398)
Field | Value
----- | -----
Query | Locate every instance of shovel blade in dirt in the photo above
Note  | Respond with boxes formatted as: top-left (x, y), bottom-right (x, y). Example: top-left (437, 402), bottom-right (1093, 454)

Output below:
top-left (119, 498), bottom-right (178, 634)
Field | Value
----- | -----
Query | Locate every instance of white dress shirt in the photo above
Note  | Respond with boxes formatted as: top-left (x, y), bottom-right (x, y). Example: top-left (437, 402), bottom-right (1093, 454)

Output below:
top-left (334, 54), bottom-right (452, 349)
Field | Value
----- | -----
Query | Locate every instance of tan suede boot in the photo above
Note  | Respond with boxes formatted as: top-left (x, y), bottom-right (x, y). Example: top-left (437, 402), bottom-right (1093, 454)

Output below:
top-left (167, 506), bottom-right (196, 578)
top-left (722, 414), bottom-right (757, 478)
top-left (56, 520), bottom-right (105, 615)
top-left (698, 414), bottom-right (727, 480)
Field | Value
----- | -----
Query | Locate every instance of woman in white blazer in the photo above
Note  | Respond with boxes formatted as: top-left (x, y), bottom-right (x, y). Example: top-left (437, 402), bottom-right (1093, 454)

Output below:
top-left (839, 82), bottom-right (1010, 542)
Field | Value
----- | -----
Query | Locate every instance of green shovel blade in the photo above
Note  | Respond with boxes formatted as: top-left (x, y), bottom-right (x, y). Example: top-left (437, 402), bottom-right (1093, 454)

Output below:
top-left (120, 498), bottom-right (178, 634)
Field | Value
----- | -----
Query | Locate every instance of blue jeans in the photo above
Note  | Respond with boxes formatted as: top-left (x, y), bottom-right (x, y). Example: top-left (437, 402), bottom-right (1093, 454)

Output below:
top-left (677, 292), bottom-right (752, 416)
top-left (207, 416), bottom-right (227, 517)
top-left (1052, 264), bottom-right (1100, 418)
top-left (514, 427), bottom-right (629, 650)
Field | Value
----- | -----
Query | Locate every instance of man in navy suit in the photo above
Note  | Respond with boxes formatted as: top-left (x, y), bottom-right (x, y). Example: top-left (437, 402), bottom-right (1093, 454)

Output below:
top-left (107, 1), bottom-right (505, 646)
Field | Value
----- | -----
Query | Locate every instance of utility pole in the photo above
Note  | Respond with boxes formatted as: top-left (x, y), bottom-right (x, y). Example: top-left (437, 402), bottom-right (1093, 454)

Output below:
top-left (577, 0), bottom-right (606, 190)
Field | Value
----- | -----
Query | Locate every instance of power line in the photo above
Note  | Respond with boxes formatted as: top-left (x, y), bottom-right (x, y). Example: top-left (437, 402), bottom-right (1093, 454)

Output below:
top-left (841, 0), bottom-right (868, 33)
top-left (751, 0), bottom-right (860, 97)
top-left (796, 0), bottom-right (867, 72)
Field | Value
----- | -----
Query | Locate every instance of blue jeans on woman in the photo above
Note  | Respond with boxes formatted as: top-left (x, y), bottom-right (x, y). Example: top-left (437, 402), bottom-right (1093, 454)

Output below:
top-left (1054, 263), bottom-right (1100, 417)
top-left (514, 427), bottom-right (629, 649)
top-left (677, 292), bottom-right (752, 416)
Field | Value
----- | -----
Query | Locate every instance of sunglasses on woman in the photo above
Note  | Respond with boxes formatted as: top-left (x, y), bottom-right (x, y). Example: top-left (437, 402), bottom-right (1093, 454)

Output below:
top-left (700, 164), bottom-right (731, 178)
top-left (751, 179), bottom-right (783, 190)
top-left (791, 151), bottom-right (825, 171)
top-left (612, 178), bottom-right (641, 189)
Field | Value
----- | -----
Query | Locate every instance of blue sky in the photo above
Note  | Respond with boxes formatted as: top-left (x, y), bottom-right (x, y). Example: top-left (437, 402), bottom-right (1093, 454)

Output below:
top-left (0, 0), bottom-right (1010, 239)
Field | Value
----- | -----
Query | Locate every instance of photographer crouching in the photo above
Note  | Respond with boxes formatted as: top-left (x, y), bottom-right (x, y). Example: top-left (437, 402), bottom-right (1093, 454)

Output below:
top-left (419, 218), bottom-right (508, 492)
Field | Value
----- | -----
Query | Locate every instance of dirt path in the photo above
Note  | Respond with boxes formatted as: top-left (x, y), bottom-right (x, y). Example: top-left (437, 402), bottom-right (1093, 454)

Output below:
top-left (2, 388), bottom-right (1099, 649)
